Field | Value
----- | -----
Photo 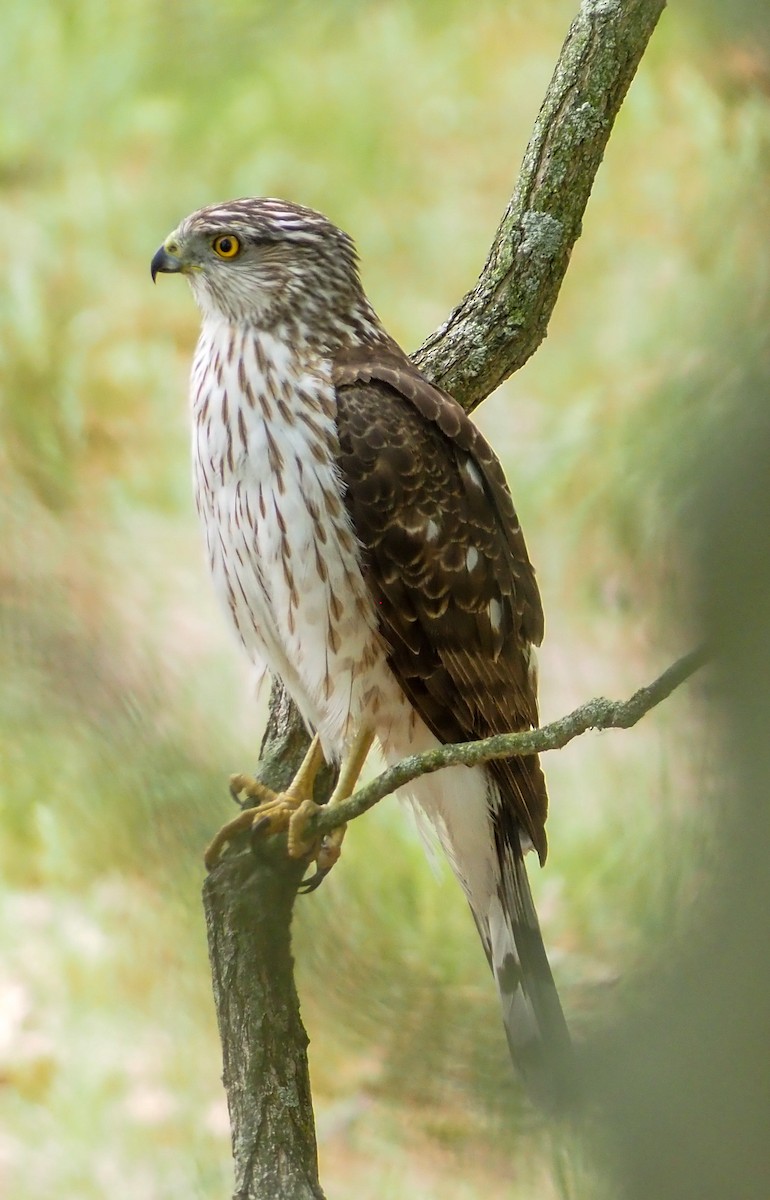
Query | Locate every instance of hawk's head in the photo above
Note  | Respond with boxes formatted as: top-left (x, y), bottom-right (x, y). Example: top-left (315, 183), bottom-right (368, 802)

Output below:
top-left (151, 197), bottom-right (374, 339)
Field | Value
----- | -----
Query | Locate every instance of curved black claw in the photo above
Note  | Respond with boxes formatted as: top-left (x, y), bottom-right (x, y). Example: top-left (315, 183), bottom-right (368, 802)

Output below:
top-left (297, 864), bottom-right (333, 895)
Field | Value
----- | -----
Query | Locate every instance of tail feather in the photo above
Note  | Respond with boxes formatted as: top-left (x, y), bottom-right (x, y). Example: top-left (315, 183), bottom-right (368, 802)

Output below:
top-left (485, 845), bottom-right (576, 1108)
top-left (391, 740), bottom-right (575, 1108)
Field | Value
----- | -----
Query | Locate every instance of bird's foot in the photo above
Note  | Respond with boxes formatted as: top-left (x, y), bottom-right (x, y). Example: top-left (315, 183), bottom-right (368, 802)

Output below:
top-left (296, 724), bottom-right (372, 891)
top-left (204, 777), bottom-right (348, 893)
top-left (204, 736), bottom-right (327, 871)
top-left (203, 777), bottom-right (325, 871)
top-left (296, 823), bottom-right (346, 894)
top-left (203, 728), bottom-right (369, 892)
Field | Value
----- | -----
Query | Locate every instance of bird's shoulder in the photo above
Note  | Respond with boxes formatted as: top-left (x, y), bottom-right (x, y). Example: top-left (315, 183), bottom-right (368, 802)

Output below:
top-left (332, 344), bottom-right (544, 648)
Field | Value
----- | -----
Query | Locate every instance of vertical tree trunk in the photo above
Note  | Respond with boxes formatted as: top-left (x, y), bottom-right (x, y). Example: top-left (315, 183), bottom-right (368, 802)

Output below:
top-left (201, 2), bottom-right (667, 1195)
top-left (203, 684), bottom-right (333, 1200)
top-left (204, 849), bottom-right (324, 1200)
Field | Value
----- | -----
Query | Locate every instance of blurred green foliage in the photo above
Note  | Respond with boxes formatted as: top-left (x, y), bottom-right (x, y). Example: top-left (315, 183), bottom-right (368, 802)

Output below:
top-left (1, 0), bottom-right (768, 1196)
top-left (586, 304), bottom-right (770, 1200)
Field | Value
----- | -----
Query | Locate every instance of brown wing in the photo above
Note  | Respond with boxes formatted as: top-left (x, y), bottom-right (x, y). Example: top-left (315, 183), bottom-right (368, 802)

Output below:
top-left (333, 348), bottom-right (550, 861)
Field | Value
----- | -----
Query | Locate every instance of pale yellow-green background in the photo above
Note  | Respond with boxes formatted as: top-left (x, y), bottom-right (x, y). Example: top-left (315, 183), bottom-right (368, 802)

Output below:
top-left (1, 1), bottom-right (768, 1196)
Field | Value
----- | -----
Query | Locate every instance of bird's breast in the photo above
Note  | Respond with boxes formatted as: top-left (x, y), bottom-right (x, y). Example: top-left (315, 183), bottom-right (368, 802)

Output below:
top-left (188, 323), bottom-right (399, 753)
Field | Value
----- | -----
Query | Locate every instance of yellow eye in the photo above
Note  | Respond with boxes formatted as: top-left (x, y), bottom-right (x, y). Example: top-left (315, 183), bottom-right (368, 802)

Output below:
top-left (212, 234), bottom-right (241, 259)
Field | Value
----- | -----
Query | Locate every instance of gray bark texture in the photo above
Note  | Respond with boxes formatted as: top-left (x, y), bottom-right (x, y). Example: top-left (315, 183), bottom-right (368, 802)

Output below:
top-left (204, 851), bottom-right (322, 1200)
top-left (201, 2), bottom-right (667, 1196)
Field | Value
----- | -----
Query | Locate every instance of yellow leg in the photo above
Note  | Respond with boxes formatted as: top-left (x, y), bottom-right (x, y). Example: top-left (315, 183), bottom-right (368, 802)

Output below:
top-left (295, 725), bottom-right (375, 893)
top-left (204, 734), bottom-right (325, 870)
top-left (330, 726), bottom-right (375, 808)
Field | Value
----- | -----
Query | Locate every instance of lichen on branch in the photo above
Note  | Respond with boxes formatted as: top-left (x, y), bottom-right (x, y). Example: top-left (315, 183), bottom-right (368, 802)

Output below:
top-left (311, 646), bottom-right (708, 838)
top-left (203, 1), bottom-right (671, 1194)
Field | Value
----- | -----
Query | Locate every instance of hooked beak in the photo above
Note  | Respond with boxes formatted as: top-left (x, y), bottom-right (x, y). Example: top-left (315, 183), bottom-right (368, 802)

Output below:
top-left (150, 243), bottom-right (185, 282)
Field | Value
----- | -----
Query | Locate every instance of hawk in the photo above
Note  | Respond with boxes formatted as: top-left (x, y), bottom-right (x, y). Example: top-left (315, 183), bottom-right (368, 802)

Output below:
top-left (151, 198), bottom-right (573, 1102)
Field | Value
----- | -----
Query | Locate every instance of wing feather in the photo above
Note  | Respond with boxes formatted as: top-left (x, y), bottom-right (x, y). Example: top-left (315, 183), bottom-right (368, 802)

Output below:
top-left (333, 350), bottom-right (549, 859)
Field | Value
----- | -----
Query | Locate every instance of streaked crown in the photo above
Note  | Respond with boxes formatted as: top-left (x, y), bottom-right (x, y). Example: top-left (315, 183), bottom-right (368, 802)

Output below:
top-left (153, 197), bottom-right (383, 346)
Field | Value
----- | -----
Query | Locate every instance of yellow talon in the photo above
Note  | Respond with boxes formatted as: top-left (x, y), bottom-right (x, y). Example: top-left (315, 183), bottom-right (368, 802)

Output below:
top-left (204, 727), bottom-right (374, 890)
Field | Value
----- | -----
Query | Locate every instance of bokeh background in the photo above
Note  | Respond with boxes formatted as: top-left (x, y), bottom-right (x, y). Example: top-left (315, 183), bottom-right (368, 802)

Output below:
top-left (1, 1), bottom-right (769, 1197)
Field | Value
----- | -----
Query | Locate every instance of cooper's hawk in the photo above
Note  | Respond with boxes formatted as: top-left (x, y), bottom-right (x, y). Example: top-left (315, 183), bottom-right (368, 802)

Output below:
top-left (151, 198), bottom-right (573, 1102)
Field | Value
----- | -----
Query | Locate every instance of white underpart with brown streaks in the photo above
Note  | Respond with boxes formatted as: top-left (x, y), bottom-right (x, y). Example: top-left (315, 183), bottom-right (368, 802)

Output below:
top-left (193, 319), bottom-right (375, 745)
top-left (190, 315), bottom-right (500, 912)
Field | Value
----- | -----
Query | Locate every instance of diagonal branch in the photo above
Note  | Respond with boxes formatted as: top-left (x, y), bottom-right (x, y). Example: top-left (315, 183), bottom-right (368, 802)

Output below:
top-left (416, 0), bottom-right (667, 409)
top-left (259, 0), bottom-right (669, 801)
top-left (203, 2), bottom-right (670, 1195)
top-left (312, 647), bottom-right (708, 837)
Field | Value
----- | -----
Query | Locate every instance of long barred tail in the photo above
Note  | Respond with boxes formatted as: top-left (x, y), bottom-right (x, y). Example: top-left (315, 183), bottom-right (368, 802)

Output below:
top-left (391, 740), bottom-right (576, 1107)
top-left (481, 836), bottom-right (576, 1109)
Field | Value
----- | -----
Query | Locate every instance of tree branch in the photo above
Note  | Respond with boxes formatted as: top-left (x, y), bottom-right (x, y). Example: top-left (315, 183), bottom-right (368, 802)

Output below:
top-left (249, 0), bottom-right (669, 827)
top-left (204, 851), bottom-right (325, 1200)
top-left (416, 0), bottom-right (667, 409)
top-left (311, 647), bottom-right (708, 837)
top-left (243, 0), bottom-right (670, 844)
top-left (202, 2), bottom-right (669, 1195)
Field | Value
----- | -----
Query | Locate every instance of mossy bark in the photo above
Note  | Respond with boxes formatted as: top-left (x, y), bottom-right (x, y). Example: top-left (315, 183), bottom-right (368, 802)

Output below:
top-left (204, 850), bottom-right (324, 1200)
top-left (201, 2), bottom-right (667, 1195)
top-left (203, 688), bottom-right (336, 1200)
top-left (416, 0), bottom-right (667, 409)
